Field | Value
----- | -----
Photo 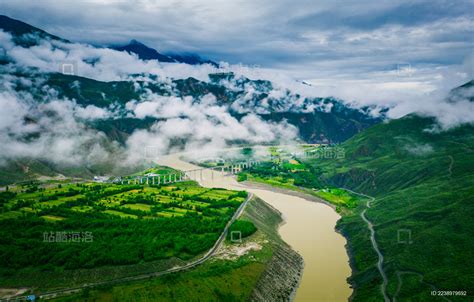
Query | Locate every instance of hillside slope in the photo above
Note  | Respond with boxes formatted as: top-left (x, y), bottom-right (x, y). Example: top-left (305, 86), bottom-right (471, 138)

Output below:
top-left (308, 115), bottom-right (474, 301)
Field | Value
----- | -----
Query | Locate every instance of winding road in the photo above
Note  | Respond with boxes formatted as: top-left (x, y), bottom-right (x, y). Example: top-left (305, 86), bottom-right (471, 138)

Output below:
top-left (448, 155), bottom-right (454, 179)
top-left (343, 188), bottom-right (452, 302)
top-left (341, 188), bottom-right (390, 302)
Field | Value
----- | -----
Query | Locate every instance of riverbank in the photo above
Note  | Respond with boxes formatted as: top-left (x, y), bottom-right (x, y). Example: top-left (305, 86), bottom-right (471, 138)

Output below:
top-left (245, 198), bottom-right (304, 302)
top-left (243, 181), bottom-right (357, 301)
top-left (241, 181), bottom-right (337, 210)
top-left (158, 155), bottom-right (352, 301)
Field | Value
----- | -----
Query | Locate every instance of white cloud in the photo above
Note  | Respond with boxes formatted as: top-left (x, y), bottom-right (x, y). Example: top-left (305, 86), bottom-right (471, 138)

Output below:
top-left (0, 11), bottom-right (472, 173)
top-left (0, 36), bottom-right (302, 168)
top-left (74, 104), bottom-right (113, 120)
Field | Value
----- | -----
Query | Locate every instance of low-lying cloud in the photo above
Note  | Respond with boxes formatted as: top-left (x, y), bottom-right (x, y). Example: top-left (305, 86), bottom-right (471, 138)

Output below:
top-left (0, 27), bottom-right (472, 175)
top-left (0, 87), bottom-right (119, 167)
top-left (0, 32), bottom-right (301, 170)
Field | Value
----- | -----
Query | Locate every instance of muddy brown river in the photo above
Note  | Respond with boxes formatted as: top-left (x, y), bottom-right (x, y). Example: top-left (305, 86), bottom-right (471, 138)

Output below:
top-left (158, 155), bottom-right (352, 301)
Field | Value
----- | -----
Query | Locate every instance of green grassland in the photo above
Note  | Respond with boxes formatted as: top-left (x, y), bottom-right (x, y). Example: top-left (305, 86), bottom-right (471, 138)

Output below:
top-left (0, 179), bottom-right (248, 291)
top-left (239, 159), bottom-right (322, 190)
top-left (51, 197), bottom-right (297, 302)
top-left (237, 156), bottom-right (359, 214)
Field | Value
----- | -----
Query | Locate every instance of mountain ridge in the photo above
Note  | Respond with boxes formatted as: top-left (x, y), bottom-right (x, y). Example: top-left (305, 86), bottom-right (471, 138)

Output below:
top-left (111, 40), bottom-right (218, 66)
top-left (0, 15), bottom-right (69, 45)
top-left (111, 39), bottom-right (175, 63)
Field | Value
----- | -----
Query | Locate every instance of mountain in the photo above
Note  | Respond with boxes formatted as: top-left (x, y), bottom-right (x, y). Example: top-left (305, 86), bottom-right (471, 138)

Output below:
top-left (0, 15), bottom-right (216, 66)
top-left (0, 69), bottom-right (382, 185)
top-left (112, 39), bottom-right (176, 63)
top-left (112, 39), bottom-right (218, 66)
top-left (309, 113), bottom-right (474, 301)
top-left (448, 79), bottom-right (474, 103)
top-left (0, 15), bottom-right (68, 46)
top-left (167, 53), bottom-right (218, 66)
top-left (39, 72), bottom-right (381, 144)
top-left (0, 16), bottom-right (381, 184)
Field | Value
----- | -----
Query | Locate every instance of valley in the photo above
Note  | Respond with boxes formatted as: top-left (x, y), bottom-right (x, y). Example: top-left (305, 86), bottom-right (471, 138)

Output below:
top-left (0, 150), bottom-right (364, 301)
top-left (234, 117), bottom-right (474, 301)
top-left (0, 9), bottom-right (473, 302)
top-left (158, 154), bottom-right (353, 301)
top-left (1, 124), bottom-right (473, 301)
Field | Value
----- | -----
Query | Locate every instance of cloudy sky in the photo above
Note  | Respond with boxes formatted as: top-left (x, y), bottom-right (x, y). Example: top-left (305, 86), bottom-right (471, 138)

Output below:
top-left (0, 0), bottom-right (473, 105)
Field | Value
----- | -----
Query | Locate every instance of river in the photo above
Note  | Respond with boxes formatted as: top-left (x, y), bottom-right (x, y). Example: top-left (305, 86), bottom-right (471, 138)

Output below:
top-left (157, 154), bottom-right (352, 301)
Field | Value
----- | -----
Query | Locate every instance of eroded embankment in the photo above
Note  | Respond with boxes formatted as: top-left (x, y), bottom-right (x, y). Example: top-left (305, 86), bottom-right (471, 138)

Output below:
top-left (244, 197), bottom-right (304, 302)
